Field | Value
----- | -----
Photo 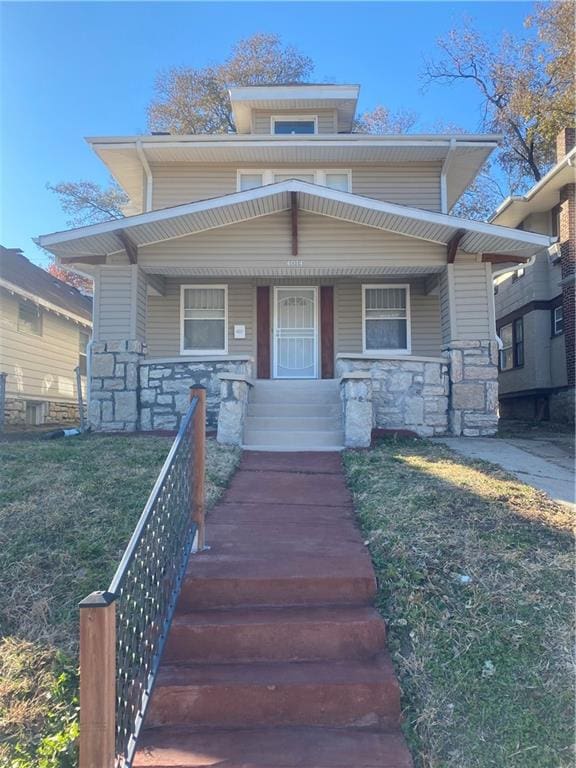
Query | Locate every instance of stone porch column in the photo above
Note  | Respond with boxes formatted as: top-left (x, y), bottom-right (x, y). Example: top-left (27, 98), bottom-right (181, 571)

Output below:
top-left (339, 371), bottom-right (373, 448)
top-left (88, 265), bottom-right (149, 431)
top-left (439, 261), bottom-right (499, 436)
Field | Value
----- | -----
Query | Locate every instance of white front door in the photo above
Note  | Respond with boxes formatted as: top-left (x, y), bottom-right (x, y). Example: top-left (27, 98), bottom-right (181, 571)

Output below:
top-left (273, 287), bottom-right (318, 379)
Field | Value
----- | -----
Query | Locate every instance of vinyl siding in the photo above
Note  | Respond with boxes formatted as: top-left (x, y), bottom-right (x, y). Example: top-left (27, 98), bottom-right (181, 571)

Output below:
top-left (138, 210), bottom-right (446, 270)
top-left (452, 259), bottom-right (491, 340)
top-left (94, 265), bottom-right (147, 341)
top-left (150, 162), bottom-right (442, 211)
top-left (146, 278), bottom-right (443, 360)
top-left (252, 109), bottom-right (337, 134)
top-left (0, 288), bottom-right (87, 402)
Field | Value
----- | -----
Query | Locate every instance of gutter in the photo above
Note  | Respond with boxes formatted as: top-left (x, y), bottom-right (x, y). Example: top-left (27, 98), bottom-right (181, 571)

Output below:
top-left (440, 137), bottom-right (456, 214)
top-left (136, 139), bottom-right (153, 212)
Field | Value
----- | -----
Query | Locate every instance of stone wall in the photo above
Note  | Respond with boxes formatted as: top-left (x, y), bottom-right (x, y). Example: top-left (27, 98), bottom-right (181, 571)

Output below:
top-left (140, 359), bottom-right (253, 432)
top-left (444, 340), bottom-right (499, 436)
top-left (89, 340), bottom-right (145, 432)
top-left (336, 357), bottom-right (450, 437)
top-left (3, 397), bottom-right (81, 427)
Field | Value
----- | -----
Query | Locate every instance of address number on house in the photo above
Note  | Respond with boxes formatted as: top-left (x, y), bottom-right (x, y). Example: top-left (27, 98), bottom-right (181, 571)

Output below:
top-left (287, 259), bottom-right (304, 268)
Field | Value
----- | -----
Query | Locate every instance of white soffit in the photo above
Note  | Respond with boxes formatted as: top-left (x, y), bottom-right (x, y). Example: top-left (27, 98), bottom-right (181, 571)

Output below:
top-left (228, 84), bottom-right (360, 133)
top-left (89, 135), bottom-right (499, 212)
top-left (490, 148), bottom-right (576, 228)
top-left (38, 179), bottom-right (552, 262)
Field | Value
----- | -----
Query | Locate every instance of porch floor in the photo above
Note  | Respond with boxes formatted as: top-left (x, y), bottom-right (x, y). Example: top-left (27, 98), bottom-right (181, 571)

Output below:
top-left (135, 451), bottom-right (412, 767)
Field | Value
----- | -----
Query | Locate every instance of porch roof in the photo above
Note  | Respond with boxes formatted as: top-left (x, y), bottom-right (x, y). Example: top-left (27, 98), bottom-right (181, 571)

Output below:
top-left (37, 180), bottom-right (553, 263)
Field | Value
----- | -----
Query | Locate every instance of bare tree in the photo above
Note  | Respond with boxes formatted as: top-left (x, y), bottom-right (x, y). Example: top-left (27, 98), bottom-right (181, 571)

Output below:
top-left (354, 105), bottom-right (418, 134)
top-left (47, 180), bottom-right (127, 227)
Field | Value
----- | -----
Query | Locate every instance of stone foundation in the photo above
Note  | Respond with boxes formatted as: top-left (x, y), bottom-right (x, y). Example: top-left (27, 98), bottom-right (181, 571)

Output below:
top-left (3, 397), bottom-right (81, 427)
top-left (216, 374), bottom-right (253, 445)
top-left (549, 387), bottom-right (576, 424)
top-left (339, 373), bottom-right (373, 448)
top-left (444, 340), bottom-right (499, 436)
top-left (89, 340), bottom-right (145, 432)
top-left (140, 358), bottom-right (253, 432)
top-left (336, 357), bottom-right (450, 437)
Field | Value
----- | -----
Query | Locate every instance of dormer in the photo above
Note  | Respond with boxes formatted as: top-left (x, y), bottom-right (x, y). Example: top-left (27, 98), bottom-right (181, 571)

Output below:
top-left (228, 84), bottom-right (360, 135)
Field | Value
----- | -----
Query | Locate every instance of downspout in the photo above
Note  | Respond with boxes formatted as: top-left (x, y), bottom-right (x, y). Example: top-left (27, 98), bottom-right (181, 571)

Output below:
top-left (440, 138), bottom-right (456, 214)
top-left (136, 140), bottom-right (153, 212)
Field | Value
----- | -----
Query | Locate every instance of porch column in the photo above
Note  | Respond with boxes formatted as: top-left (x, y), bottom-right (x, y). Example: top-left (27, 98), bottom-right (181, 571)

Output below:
top-left (439, 260), bottom-right (499, 436)
top-left (89, 265), bottom-right (148, 432)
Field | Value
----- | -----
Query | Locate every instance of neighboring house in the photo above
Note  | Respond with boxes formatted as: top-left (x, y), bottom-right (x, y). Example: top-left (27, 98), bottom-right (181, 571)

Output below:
top-left (491, 128), bottom-right (575, 423)
top-left (0, 246), bottom-right (92, 427)
top-left (38, 84), bottom-right (552, 448)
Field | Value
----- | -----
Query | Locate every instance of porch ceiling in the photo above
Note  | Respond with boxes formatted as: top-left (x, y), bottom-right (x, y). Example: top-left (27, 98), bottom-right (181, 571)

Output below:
top-left (37, 179), bottom-right (553, 262)
top-left (139, 265), bottom-right (446, 278)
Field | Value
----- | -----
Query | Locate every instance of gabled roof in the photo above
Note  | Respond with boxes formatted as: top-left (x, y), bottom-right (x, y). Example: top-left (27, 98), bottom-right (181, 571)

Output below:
top-left (37, 180), bottom-right (552, 263)
top-left (87, 133), bottom-right (501, 213)
top-left (228, 84), bottom-right (360, 133)
top-left (0, 246), bottom-right (92, 323)
top-left (490, 147), bottom-right (576, 227)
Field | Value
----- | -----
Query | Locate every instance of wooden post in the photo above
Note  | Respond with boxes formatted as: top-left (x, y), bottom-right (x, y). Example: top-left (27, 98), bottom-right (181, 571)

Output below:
top-left (79, 591), bottom-right (116, 768)
top-left (190, 386), bottom-right (206, 550)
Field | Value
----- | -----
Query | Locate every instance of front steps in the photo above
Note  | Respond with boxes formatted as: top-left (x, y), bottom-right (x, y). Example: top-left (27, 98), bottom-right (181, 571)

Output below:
top-left (242, 379), bottom-right (344, 451)
top-left (135, 452), bottom-right (413, 768)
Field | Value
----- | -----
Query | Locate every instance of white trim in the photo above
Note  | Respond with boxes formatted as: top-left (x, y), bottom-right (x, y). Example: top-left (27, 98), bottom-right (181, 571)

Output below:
top-left (236, 169), bottom-right (352, 192)
top-left (273, 286), bottom-right (319, 379)
top-left (362, 283), bottom-right (412, 355)
top-left (553, 305), bottom-right (564, 336)
top-left (440, 138), bottom-right (456, 214)
top-left (38, 179), bottom-right (553, 252)
top-left (136, 140), bottom-right (153, 212)
top-left (485, 262), bottom-right (497, 342)
top-left (271, 114), bottom-right (318, 135)
top-left (0, 276), bottom-right (92, 328)
top-left (87, 134), bottom-right (502, 147)
top-left (179, 284), bottom-right (228, 356)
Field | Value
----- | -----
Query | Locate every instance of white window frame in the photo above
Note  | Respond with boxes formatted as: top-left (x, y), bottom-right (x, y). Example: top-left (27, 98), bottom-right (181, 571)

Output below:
top-left (236, 169), bottom-right (351, 192)
top-left (553, 305), bottom-right (564, 336)
top-left (362, 284), bottom-right (412, 355)
top-left (270, 115), bottom-right (318, 135)
top-left (180, 284), bottom-right (228, 355)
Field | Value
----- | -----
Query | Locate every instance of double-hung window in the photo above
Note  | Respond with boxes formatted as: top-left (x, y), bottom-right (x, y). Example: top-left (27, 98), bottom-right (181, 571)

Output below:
top-left (499, 318), bottom-right (524, 370)
top-left (18, 301), bottom-right (42, 335)
top-left (363, 285), bottom-right (411, 353)
top-left (79, 331), bottom-right (90, 375)
top-left (237, 169), bottom-right (351, 193)
top-left (552, 305), bottom-right (564, 336)
top-left (181, 285), bottom-right (227, 354)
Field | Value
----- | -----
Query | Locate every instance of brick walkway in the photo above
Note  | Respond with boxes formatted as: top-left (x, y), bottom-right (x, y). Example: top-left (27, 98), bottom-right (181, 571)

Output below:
top-left (135, 451), bottom-right (413, 767)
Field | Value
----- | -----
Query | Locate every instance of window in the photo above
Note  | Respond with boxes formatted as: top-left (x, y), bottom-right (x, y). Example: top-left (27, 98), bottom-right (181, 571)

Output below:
top-left (26, 401), bottom-right (46, 426)
top-left (79, 331), bottom-right (90, 375)
top-left (551, 204), bottom-right (560, 238)
top-left (552, 305), bottom-right (564, 336)
top-left (181, 285), bottom-right (227, 354)
top-left (363, 285), bottom-right (410, 353)
top-left (512, 267), bottom-right (525, 282)
top-left (499, 318), bottom-right (524, 370)
top-left (237, 169), bottom-right (351, 193)
top-left (18, 301), bottom-right (42, 335)
top-left (272, 117), bottom-right (317, 135)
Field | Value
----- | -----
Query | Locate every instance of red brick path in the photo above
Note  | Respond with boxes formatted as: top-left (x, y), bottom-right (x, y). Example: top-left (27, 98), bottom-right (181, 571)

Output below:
top-left (135, 451), bottom-right (413, 768)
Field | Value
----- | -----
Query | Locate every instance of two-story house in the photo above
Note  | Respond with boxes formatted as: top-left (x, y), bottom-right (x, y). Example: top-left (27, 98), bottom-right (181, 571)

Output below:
top-left (38, 84), bottom-right (552, 448)
top-left (0, 246), bottom-right (92, 427)
top-left (491, 128), bottom-right (575, 423)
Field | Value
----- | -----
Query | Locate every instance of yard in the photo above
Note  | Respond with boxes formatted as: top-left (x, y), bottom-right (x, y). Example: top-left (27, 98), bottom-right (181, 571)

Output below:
top-left (0, 433), bottom-right (573, 768)
top-left (0, 434), bottom-right (240, 768)
top-left (344, 438), bottom-right (574, 768)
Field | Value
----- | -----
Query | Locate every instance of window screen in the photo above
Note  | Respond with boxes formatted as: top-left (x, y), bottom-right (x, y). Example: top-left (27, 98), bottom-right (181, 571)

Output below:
top-left (364, 287), bottom-right (409, 351)
top-left (182, 287), bottom-right (226, 352)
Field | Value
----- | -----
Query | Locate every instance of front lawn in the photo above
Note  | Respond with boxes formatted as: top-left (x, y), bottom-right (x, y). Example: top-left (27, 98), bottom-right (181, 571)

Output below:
top-left (344, 438), bottom-right (574, 768)
top-left (0, 434), bottom-right (240, 768)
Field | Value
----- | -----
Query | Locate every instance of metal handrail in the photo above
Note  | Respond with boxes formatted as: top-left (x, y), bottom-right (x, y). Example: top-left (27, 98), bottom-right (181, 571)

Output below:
top-left (79, 386), bottom-right (206, 768)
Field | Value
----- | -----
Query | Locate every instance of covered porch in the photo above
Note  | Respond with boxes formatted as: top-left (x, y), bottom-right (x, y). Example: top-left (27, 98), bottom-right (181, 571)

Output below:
top-left (38, 179), bottom-right (552, 443)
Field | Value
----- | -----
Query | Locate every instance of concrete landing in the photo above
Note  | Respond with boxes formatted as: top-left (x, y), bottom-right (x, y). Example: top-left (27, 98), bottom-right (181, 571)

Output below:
top-left (135, 451), bottom-right (413, 768)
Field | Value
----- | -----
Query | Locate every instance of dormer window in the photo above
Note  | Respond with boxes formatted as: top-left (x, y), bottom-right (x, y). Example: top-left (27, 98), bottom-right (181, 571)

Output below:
top-left (271, 116), bottom-right (317, 135)
top-left (237, 169), bottom-right (351, 193)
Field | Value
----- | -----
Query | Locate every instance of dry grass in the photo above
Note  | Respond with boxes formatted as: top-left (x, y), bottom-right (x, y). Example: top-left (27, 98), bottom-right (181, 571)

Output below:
top-left (344, 437), bottom-right (574, 768)
top-left (0, 434), bottom-right (240, 767)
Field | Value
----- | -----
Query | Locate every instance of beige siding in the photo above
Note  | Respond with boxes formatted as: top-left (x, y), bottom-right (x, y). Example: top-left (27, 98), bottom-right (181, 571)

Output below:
top-left (94, 265), bottom-right (148, 341)
top-left (0, 288), bottom-right (87, 402)
top-left (147, 279), bottom-right (255, 358)
top-left (146, 278), bottom-right (442, 360)
top-left (438, 267), bottom-right (452, 344)
top-left (139, 211), bottom-right (446, 270)
top-left (151, 162), bottom-right (442, 211)
top-left (453, 260), bottom-right (491, 340)
top-left (252, 109), bottom-right (337, 134)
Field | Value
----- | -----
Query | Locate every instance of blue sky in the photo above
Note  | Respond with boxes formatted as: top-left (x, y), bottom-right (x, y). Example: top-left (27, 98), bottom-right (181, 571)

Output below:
top-left (0, 1), bottom-right (534, 266)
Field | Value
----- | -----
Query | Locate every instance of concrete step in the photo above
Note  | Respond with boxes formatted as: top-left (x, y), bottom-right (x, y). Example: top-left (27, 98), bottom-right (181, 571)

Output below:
top-left (250, 382), bottom-right (340, 405)
top-left (164, 606), bottom-right (386, 664)
top-left (146, 653), bottom-right (402, 729)
top-left (134, 726), bottom-right (414, 767)
top-left (245, 415), bottom-right (341, 431)
top-left (243, 429), bottom-right (344, 448)
top-left (247, 402), bottom-right (341, 418)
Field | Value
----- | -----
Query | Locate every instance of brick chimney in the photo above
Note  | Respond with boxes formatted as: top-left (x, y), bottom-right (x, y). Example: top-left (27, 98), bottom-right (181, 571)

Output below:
top-left (556, 127), bottom-right (576, 162)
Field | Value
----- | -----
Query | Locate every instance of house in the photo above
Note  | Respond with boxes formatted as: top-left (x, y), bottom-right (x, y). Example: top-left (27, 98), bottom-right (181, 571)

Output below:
top-left (37, 83), bottom-right (553, 448)
top-left (0, 246), bottom-right (92, 426)
top-left (491, 128), bottom-right (575, 423)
